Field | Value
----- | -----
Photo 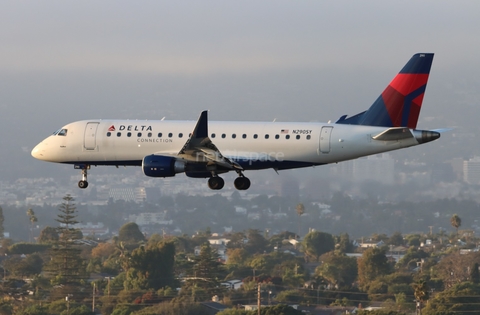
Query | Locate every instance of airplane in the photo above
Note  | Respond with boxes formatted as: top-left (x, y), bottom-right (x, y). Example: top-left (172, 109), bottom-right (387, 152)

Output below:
top-left (31, 53), bottom-right (441, 191)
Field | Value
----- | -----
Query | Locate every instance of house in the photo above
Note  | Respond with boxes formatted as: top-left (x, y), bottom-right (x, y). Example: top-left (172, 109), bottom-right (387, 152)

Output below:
top-left (221, 279), bottom-right (243, 290)
top-left (297, 305), bottom-right (357, 314)
top-left (200, 301), bottom-right (229, 315)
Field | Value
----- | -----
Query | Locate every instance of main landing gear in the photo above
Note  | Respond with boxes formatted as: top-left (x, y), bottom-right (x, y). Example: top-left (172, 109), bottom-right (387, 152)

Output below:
top-left (207, 173), bottom-right (251, 191)
top-left (76, 165), bottom-right (90, 189)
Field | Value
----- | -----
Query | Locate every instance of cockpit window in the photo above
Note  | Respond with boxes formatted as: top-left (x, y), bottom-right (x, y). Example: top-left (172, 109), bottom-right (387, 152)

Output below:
top-left (53, 129), bottom-right (68, 136)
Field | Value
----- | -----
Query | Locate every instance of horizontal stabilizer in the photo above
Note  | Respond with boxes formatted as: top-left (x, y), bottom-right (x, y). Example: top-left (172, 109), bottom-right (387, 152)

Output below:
top-left (372, 127), bottom-right (413, 141)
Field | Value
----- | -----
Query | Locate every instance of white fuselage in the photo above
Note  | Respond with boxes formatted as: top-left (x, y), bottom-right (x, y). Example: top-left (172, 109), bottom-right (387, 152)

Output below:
top-left (32, 119), bottom-right (420, 170)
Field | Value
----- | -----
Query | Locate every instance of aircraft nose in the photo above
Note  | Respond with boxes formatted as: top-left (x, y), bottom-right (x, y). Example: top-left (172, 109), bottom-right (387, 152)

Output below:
top-left (31, 142), bottom-right (46, 160)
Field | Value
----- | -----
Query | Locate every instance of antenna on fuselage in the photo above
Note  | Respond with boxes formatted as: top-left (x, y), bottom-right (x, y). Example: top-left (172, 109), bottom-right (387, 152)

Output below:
top-left (161, 117), bottom-right (166, 121)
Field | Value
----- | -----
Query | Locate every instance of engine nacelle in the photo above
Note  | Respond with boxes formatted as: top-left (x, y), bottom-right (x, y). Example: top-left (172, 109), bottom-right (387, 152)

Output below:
top-left (142, 155), bottom-right (185, 177)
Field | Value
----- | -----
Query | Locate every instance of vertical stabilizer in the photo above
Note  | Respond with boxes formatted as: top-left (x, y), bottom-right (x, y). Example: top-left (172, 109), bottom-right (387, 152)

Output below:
top-left (337, 53), bottom-right (434, 128)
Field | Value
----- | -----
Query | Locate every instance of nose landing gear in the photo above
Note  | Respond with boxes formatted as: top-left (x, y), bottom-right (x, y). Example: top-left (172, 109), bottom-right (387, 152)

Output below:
top-left (75, 164), bottom-right (90, 189)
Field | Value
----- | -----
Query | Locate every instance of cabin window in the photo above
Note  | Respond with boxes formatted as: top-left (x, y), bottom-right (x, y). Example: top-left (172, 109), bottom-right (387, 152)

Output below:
top-left (211, 133), bottom-right (216, 138)
top-left (137, 132), bottom-right (142, 137)
top-left (168, 133), bottom-right (173, 138)
top-left (306, 135), bottom-right (311, 140)
top-left (242, 134), bottom-right (247, 139)
top-left (222, 134), bottom-right (226, 138)
top-left (158, 133), bottom-right (162, 138)
top-left (107, 132), bottom-right (111, 137)
top-left (286, 135), bottom-right (290, 139)
top-left (253, 134), bottom-right (258, 139)
top-left (232, 134), bottom-right (236, 139)
top-left (179, 133), bottom-right (183, 138)
top-left (265, 134), bottom-right (269, 139)
top-left (275, 134), bottom-right (279, 139)
top-left (147, 132), bottom-right (152, 137)
top-left (117, 132), bottom-right (121, 137)
top-left (296, 135), bottom-right (300, 140)
top-left (127, 132), bottom-right (132, 137)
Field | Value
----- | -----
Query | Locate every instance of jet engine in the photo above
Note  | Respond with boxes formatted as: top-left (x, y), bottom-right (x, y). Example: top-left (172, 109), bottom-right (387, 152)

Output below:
top-left (142, 155), bottom-right (185, 177)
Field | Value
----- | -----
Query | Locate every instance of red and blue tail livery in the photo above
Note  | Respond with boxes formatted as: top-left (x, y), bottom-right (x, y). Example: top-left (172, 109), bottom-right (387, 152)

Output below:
top-left (337, 53), bottom-right (434, 129)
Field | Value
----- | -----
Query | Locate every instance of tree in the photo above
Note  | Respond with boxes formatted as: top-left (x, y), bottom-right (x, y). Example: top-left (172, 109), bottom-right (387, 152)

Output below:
top-left (450, 214), bottom-right (461, 238)
top-left (44, 194), bottom-right (86, 286)
top-left (471, 262), bottom-right (480, 284)
top-left (315, 252), bottom-right (358, 287)
top-left (38, 226), bottom-right (59, 243)
top-left (422, 282), bottom-right (480, 315)
top-left (387, 232), bottom-right (404, 246)
top-left (118, 222), bottom-right (145, 244)
top-left (357, 247), bottom-right (391, 290)
top-left (413, 280), bottom-right (429, 314)
top-left (336, 233), bottom-right (355, 253)
top-left (295, 203), bottom-right (305, 237)
top-left (302, 231), bottom-right (335, 261)
top-left (124, 241), bottom-right (176, 291)
top-left (0, 206), bottom-right (4, 239)
top-left (27, 208), bottom-right (38, 243)
top-left (180, 242), bottom-right (225, 301)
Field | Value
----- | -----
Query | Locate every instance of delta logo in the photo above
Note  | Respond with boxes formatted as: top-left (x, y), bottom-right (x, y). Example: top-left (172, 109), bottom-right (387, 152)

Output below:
top-left (107, 125), bottom-right (153, 132)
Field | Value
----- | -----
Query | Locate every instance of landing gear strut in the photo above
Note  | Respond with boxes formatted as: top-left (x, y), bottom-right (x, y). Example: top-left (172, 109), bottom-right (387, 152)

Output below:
top-left (76, 165), bottom-right (90, 189)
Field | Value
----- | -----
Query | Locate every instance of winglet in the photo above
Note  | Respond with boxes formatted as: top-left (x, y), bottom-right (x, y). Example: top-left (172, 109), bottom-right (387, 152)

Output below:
top-left (191, 110), bottom-right (208, 138)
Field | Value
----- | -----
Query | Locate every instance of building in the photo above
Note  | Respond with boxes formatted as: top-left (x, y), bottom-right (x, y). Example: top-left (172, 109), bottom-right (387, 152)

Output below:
top-left (463, 157), bottom-right (480, 184)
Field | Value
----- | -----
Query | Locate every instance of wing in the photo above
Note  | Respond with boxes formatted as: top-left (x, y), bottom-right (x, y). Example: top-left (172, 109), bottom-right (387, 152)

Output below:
top-left (177, 111), bottom-right (243, 171)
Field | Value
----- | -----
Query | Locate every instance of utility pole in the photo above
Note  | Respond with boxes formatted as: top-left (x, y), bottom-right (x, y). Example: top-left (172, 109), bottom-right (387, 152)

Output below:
top-left (92, 282), bottom-right (96, 312)
top-left (257, 283), bottom-right (261, 315)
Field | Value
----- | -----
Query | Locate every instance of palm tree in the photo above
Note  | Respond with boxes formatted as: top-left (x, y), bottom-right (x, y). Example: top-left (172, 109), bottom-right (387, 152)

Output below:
top-left (413, 280), bottom-right (429, 315)
top-left (296, 203), bottom-right (305, 238)
top-left (27, 208), bottom-right (38, 243)
top-left (450, 214), bottom-right (461, 239)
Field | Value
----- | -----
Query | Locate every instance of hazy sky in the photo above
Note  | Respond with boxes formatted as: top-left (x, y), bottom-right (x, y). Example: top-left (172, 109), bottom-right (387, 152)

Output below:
top-left (1, 1), bottom-right (480, 180)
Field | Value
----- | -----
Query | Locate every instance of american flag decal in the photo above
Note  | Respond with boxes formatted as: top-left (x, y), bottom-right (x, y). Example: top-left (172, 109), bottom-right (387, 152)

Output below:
top-left (281, 129), bottom-right (289, 134)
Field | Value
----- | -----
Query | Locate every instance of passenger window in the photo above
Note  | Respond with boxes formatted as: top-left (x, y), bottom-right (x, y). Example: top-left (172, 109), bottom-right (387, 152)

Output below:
top-left (265, 134), bottom-right (269, 139)
top-left (127, 132), bottom-right (132, 137)
top-left (168, 133), bottom-right (173, 138)
top-left (179, 133), bottom-right (183, 138)
top-left (286, 135), bottom-right (290, 139)
top-left (107, 132), bottom-right (111, 137)
top-left (148, 132), bottom-right (152, 137)
top-left (253, 134), bottom-right (258, 139)
top-left (296, 135), bottom-right (300, 140)
top-left (232, 134), bottom-right (236, 139)
top-left (242, 134), bottom-right (247, 139)
top-left (222, 134), bottom-right (226, 138)
top-left (275, 135), bottom-right (279, 139)
top-left (307, 135), bottom-right (311, 140)
top-left (117, 132), bottom-right (121, 137)
top-left (137, 132), bottom-right (142, 137)
top-left (158, 133), bottom-right (162, 138)
top-left (211, 133), bottom-right (216, 138)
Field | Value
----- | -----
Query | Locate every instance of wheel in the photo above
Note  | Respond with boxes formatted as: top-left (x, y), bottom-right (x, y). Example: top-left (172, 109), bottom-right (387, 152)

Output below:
top-left (208, 177), bottom-right (224, 190)
top-left (78, 180), bottom-right (89, 189)
top-left (234, 177), bottom-right (251, 190)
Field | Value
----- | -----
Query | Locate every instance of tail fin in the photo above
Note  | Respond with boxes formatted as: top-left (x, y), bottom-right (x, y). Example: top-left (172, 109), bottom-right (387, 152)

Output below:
top-left (337, 53), bottom-right (434, 128)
